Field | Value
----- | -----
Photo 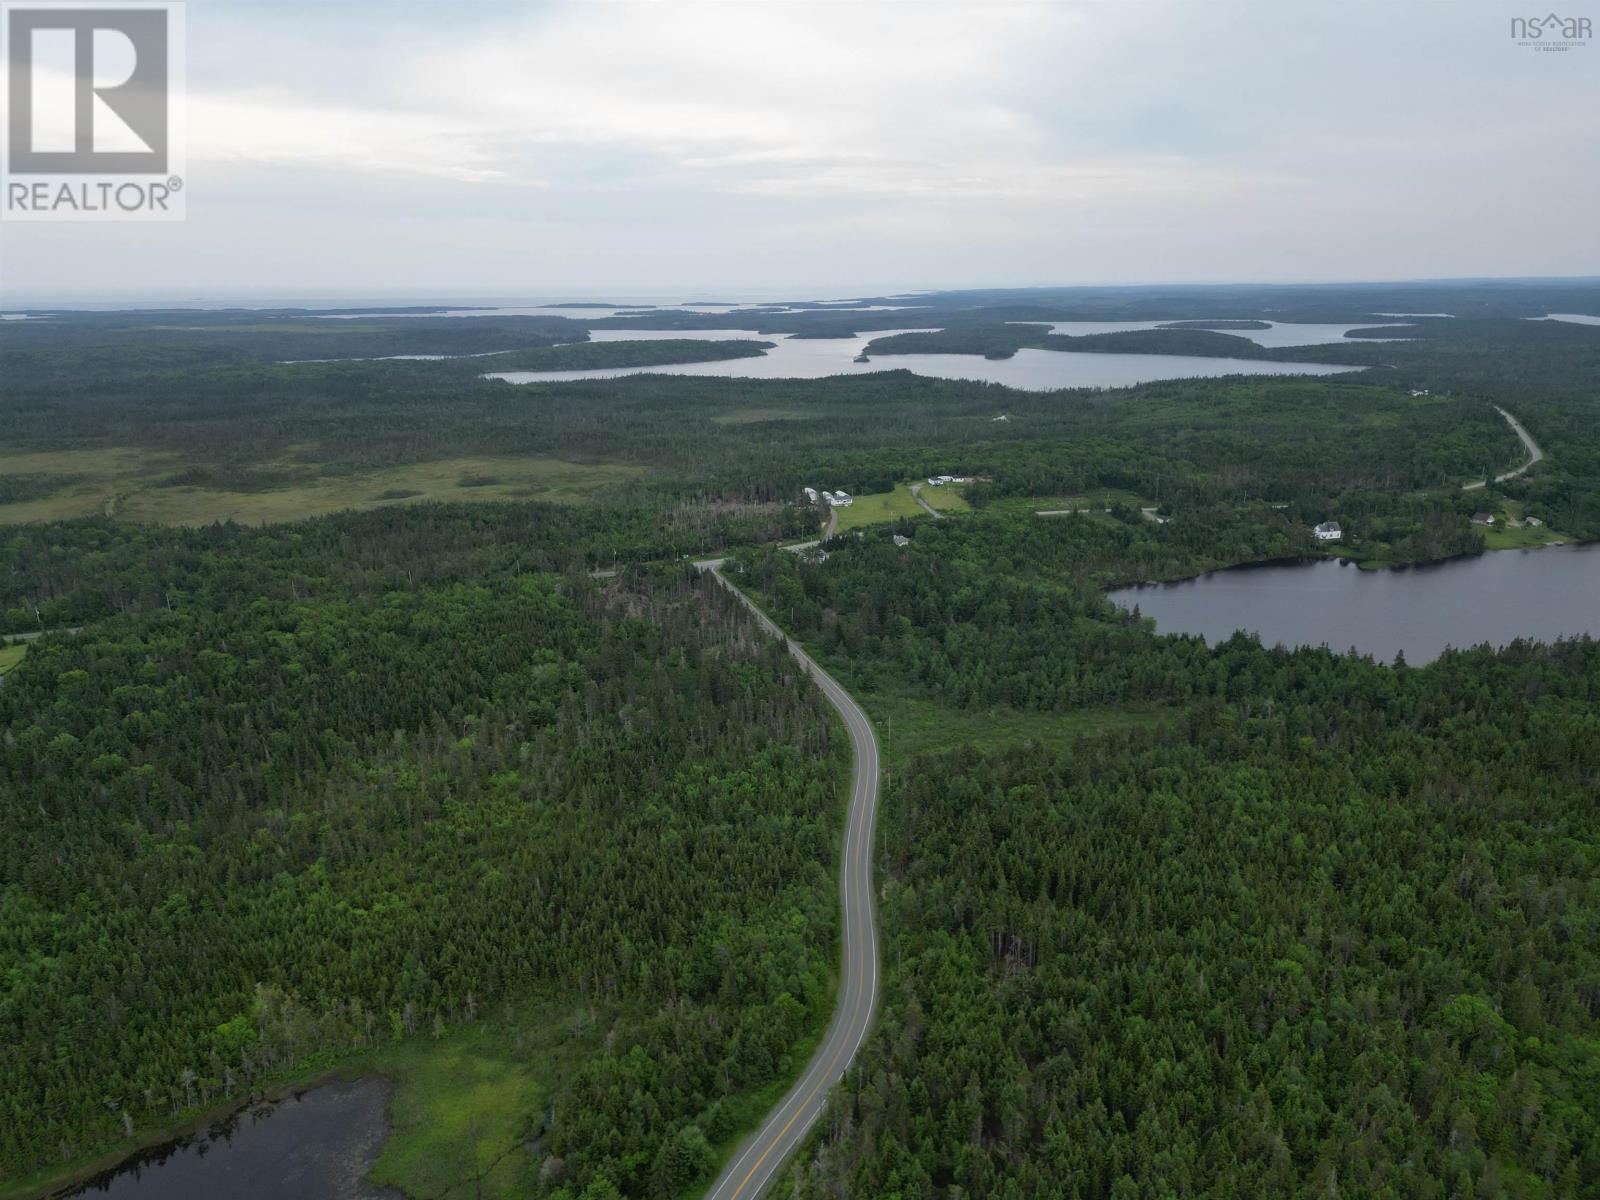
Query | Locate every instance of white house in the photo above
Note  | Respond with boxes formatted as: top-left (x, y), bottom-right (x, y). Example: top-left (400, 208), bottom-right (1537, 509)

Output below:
top-left (892, 534), bottom-right (910, 547)
top-left (926, 477), bottom-right (945, 487)
top-left (821, 491), bottom-right (837, 505)
top-left (1314, 521), bottom-right (1343, 541)
top-left (832, 491), bottom-right (854, 507)
top-left (803, 487), bottom-right (818, 503)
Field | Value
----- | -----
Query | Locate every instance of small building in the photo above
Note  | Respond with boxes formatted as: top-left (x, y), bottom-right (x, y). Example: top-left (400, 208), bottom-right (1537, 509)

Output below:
top-left (1526, 516), bottom-right (1545, 527)
top-left (1313, 521), bottom-right (1343, 542)
top-left (830, 491), bottom-right (853, 507)
top-left (926, 477), bottom-right (945, 486)
top-left (992, 413), bottom-right (1010, 422)
top-left (1409, 388), bottom-right (1431, 397)
top-left (821, 491), bottom-right (837, 505)
top-left (892, 534), bottom-right (910, 547)
top-left (1471, 512), bottom-right (1495, 526)
top-left (936, 475), bottom-right (955, 485)
top-left (803, 487), bottom-right (818, 503)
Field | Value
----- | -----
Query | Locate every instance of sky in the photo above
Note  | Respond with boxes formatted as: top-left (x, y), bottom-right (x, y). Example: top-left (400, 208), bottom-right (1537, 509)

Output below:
top-left (1, 0), bottom-right (1596, 302)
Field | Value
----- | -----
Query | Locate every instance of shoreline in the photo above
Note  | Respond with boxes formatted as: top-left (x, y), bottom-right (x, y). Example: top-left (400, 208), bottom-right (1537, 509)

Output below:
top-left (1107, 534), bottom-right (1593, 594)
top-left (8, 1067), bottom-right (391, 1200)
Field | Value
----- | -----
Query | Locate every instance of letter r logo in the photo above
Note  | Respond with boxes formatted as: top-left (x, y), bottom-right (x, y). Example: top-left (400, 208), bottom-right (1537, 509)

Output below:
top-left (6, 5), bottom-right (168, 173)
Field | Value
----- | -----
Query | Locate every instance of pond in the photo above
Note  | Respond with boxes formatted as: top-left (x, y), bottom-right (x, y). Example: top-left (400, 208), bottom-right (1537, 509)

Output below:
top-left (65, 1077), bottom-right (398, 1200)
top-left (483, 328), bottom-right (1358, 391)
top-left (1107, 543), bottom-right (1600, 665)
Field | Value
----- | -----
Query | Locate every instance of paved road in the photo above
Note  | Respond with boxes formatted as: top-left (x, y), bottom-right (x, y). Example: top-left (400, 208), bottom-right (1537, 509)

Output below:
top-left (588, 538), bottom-right (824, 581)
top-left (1465, 406), bottom-right (1544, 490)
top-left (696, 559), bottom-right (880, 1200)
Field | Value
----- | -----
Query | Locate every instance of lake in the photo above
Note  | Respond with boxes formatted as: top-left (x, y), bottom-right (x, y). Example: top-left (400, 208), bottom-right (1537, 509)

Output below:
top-left (66, 1077), bottom-right (398, 1200)
top-left (1024, 319), bottom-right (1409, 347)
top-left (1108, 543), bottom-right (1600, 665)
top-left (483, 328), bottom-right (1358, 391)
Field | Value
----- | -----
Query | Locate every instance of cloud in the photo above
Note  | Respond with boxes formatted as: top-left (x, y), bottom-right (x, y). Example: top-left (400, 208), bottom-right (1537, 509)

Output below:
top-left (188, 90), bottom-right (530, 184)
top-left (3, 0), bottom-right (1596, 296)
top-left (184, 1), bottom-right (1081, 198)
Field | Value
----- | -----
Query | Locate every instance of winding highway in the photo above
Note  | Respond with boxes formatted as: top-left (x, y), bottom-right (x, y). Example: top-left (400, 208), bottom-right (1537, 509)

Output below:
top-left (696, 559), bottom-right (880, 1200)
top-left (643, 405), bottom-right (1546, 1200)
top-left (1464, 405), bottom-right (1543, 490)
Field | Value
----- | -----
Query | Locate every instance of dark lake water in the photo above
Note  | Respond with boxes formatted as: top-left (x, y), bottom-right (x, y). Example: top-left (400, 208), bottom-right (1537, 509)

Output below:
top-left (65, 1077), bottom-right (398, 1200)
top-left (1108, 543), bottom-right (1600, 665)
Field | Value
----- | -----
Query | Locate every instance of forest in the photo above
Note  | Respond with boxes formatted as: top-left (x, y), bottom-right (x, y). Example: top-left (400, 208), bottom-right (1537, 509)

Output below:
top-left (0, 512), bottom-right (845, 1198)
top-left (478, 338), bottom-right (775, 371)
top-left (0, 301), bottom-right (1562, 555)
top-left (785, 655), bottom-right (1600, 1198)
top-left (0, 283), bottom-right (1597, 1199)
top-left (733, 514), bottom-right (1600, 1199)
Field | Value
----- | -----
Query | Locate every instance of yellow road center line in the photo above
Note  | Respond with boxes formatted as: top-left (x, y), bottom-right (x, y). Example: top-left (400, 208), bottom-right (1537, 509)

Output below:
top-left (709, 568), bottom-right (879, 1200)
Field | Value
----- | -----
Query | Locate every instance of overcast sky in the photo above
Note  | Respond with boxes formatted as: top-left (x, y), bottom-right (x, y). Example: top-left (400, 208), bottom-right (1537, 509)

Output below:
top-left (2, 0), bottom-right (1596, 302)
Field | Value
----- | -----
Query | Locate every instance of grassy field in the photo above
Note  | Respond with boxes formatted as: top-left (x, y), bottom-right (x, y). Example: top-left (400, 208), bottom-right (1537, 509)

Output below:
top-left (0, 644), bottom-right (25, 676)
top-left (1481, 499), bottom-right (1569, 550)
top-left (0, 448), bottom-right (184, 523)
top-left (0, 451), bottom-right (643, 526)
top-left (363, 1000), bottom-right (603, 1200)
top-left (124, 457), bottom-right (645, 525)
top-left (912, 483), bottom-right (972, 515)
top-left (832, 484), bottom-right (924, 530)
top-left (834, 482), bottom-right (970, 531)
